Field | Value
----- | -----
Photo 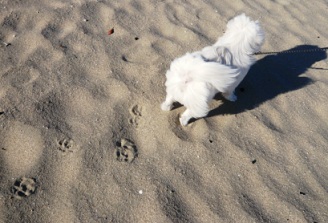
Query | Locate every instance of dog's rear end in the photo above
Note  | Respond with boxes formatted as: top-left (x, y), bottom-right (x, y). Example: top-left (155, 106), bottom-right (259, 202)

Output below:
top-left (215, 13), bottom-right (265, 101)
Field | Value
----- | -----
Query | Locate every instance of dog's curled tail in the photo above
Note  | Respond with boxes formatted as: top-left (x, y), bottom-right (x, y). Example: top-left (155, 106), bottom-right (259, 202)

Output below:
top-left (216, 13), bottom-right (265, 54)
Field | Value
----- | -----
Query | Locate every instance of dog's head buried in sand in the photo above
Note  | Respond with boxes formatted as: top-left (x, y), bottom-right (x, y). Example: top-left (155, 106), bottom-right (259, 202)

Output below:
top-left (161, 13), bottom-right (265, 126)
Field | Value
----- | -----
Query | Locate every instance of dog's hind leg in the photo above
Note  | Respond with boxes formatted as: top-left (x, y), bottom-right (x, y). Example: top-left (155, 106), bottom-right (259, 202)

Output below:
top-left (222, 91), bottom-right (237, 102)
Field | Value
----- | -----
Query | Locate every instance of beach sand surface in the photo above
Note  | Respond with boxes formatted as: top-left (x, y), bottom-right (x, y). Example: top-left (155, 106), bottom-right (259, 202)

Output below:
top-left (0, 0), bottom-right (328, 222)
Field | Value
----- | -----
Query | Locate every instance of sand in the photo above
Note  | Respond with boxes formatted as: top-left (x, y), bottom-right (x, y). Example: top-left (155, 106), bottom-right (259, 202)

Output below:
top-left (0, 0), bottom-right (328, 222)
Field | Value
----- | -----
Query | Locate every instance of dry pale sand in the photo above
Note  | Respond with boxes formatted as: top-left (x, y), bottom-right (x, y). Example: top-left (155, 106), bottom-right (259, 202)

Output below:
top-left (0, 0), bottom-right (328, 222)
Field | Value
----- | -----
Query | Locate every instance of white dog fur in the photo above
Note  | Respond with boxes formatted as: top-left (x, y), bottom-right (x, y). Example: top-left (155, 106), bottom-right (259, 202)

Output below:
top-left (161, 13), bottom-right (265, 126)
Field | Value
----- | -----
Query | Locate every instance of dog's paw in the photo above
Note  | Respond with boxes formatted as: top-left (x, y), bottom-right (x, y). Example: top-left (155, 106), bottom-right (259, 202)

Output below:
top-left (161, 102), bottom-right (172, 111)
top-left (179, 116), bottom-right (189, 126)
top-left (223, 93), bottom-right (237, 102)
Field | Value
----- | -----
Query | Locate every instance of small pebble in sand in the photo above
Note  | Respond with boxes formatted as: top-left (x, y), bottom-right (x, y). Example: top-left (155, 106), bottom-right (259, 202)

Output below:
top-left (108, 28), bottom-right (114, 35)
top-left (138, 190), bottom-right (143, 195)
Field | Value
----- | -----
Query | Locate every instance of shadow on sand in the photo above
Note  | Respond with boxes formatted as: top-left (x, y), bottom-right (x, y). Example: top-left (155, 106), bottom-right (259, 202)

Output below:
top-left (208, 45), bottom-right (327, 117)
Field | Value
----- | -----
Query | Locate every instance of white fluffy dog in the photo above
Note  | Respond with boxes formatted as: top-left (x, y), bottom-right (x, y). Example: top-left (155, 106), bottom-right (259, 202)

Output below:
top-left (161, 13), bottom-right (265, 126)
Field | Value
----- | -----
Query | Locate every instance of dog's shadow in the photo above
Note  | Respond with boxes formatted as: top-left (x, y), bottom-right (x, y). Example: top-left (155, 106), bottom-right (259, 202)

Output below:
top-left (208, 45), bottom-right (327, 117)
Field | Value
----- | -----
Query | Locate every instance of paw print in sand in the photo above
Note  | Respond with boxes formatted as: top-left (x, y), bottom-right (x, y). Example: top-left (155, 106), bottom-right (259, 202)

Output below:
top-left (57, 138), bottom-right (74, 153)
top-left (129, 105), bottom-right (142, 127)
top-left (12, 177), bottom-right (36, 199)
top-left (115, 139), bottom-right (138, 163)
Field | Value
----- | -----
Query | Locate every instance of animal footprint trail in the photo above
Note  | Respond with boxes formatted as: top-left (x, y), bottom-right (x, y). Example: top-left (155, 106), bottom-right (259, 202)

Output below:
top-left (115, 138), bottom-right (138, 163)
top-left (12, 177), bottom-right (36, 199)
top-left (129, 105), bottom-right (142, 127)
